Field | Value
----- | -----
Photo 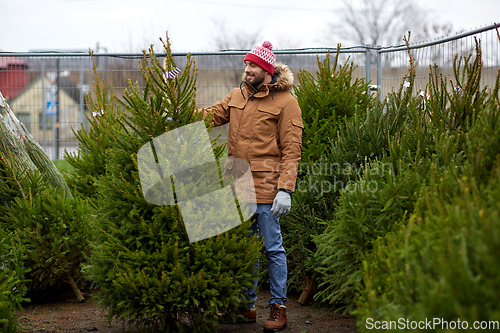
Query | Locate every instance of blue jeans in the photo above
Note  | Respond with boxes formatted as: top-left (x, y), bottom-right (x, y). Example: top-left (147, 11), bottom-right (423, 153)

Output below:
top-left (244, 204), bottom-right (288, 306)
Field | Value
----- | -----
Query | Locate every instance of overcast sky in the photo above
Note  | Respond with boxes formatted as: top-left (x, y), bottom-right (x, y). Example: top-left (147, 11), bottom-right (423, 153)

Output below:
top-left (1, 0), bottom-right (499, 53)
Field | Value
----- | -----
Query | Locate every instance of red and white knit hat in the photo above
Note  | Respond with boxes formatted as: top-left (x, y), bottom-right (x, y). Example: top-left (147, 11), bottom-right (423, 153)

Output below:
top-left (244, 41), bottom-right (276, 75)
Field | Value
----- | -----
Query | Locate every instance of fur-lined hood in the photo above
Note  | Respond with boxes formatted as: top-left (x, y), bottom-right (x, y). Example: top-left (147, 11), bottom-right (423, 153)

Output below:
top-left (241, 62), bottom-right (294, 92)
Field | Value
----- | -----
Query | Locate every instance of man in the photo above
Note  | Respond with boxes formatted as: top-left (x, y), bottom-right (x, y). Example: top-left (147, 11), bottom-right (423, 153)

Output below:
top-left (203, 41), bottom-right (303, 332)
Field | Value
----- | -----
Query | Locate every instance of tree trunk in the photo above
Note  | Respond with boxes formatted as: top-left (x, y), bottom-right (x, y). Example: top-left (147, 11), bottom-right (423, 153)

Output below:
top-left (298, 275), bottom-right (316, 306)
top-left (67, 274), bottom-right (85, 303)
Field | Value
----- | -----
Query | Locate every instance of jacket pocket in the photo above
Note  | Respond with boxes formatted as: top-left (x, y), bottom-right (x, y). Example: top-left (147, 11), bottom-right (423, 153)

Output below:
top-left (228, 100), bottom-right (246, 109)
top-left (255, 106), bottom-right (281, 136)
top-left (257, 105), bottom-right (281, 116)
top-left (291, 118), bottom-right (304, 144)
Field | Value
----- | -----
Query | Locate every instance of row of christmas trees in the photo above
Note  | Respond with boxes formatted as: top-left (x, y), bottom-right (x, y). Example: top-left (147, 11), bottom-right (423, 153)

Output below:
top-left (1, 32), bottom-right (500, 332)
top-left (281, 35), bottom-right (500, 331)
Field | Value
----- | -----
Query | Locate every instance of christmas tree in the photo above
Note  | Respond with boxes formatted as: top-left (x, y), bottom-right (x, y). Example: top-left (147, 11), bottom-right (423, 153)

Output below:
top-left (77, 35), bottom-right (261, 332)
top-left (282, 46), bottom-right (376, 299)
top-left (1, 82), bottom-right (88, 307)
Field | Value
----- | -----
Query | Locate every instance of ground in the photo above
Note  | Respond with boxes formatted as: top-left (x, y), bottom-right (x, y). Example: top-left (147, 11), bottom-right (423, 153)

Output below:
top-left (16, 287), bottom-right (358, 333)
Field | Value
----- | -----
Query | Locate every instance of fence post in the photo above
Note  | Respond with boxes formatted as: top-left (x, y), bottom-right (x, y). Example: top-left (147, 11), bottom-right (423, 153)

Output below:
top-left (377, 45), bottom-right (382, 101)
top-left (55, 58), bottom-right (60, 160)
top-left (41, 59), bottom-right (46, 151)
top-left (365, 44), bottom-right (371, 87)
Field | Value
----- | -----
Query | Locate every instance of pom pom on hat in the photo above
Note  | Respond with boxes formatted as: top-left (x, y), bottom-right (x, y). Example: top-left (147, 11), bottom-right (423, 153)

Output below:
top-left (262, 41), bottom-right (273, 50)
top-left (244, 41), bottom-right (276, 75)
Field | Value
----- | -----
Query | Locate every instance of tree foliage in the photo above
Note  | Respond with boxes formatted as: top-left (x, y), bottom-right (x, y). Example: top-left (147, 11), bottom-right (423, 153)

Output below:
top-left (313, 38), bottom-right (500, 322)
top-left (282, 47), bottom-right (376, 293)
top-left (78, 35), bottom-right (262, 332)
top-left (5, 186), bottom-right (90, 302)
top-left (0, 227), bottom-right (28, 333)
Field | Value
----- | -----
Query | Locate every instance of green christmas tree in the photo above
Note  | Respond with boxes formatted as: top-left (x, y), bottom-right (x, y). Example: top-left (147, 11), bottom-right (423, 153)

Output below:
top-left (294, 45), bottom-right (374, 164)
top-left (80, 35), bottom-right (261, 332)
top-left (0, 225), bottom-right (28, 333)
top-left (312, 36), bottom-right (499, 318)
top-left (1, 95), bottom-right (89, 307)
top-left (1, 142), bottom-right (91, 304)
top-left (281, 47), bottom-right (376, 296)
top-left (65, 55), bottom-right (126, 201)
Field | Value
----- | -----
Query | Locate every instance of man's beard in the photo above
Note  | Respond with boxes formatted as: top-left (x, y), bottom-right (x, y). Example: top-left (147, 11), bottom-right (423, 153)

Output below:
top-left (249, 76), bottom-right (265, 90)
top-left (246, 69), bottom-right (267, 90)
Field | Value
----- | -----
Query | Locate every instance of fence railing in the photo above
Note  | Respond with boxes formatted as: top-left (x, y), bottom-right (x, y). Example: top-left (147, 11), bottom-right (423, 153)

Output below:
top-left (1, 23), bottom-right (499, 162)
top-left (376, 23), bottom-right (500, 100)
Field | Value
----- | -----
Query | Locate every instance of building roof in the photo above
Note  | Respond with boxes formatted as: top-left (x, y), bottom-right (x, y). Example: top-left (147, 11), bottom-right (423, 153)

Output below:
top-left (0, 56), bottom-right (28, 69)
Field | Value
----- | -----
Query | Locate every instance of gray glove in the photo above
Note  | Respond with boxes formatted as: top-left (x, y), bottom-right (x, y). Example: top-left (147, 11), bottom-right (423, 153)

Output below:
top-left (270, 190), bottom-right (291, 218)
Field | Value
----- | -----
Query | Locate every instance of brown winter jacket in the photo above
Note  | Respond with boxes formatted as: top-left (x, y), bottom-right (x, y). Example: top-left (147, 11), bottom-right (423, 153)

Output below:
top-left (204, 63), bottom-right (303, 203)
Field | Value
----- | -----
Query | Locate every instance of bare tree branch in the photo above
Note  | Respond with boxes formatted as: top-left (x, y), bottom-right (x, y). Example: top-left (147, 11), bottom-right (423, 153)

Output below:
top-left (209, 19), bottom-right (262, 50)
top-left (325, 0), bottom-right (451, 47)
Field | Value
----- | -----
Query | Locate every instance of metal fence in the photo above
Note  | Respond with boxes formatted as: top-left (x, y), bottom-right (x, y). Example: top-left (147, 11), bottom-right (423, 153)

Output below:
top-left (1, 23), bottom-right (499, 163)
top-left (376, 24), bottom-right (500, 100)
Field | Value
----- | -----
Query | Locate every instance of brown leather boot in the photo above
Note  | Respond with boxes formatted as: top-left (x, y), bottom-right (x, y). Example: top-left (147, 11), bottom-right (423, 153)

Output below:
top-left (237, 305), bottom-right (257, 323)
top-left (263, 303), bottom-right (287, 332)
top-left (217, 305), bottom-right (257, 324)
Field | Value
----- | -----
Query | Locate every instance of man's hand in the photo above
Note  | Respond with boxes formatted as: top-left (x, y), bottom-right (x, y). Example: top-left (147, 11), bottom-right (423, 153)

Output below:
top-left (270, 191), bottom-right (291, 218)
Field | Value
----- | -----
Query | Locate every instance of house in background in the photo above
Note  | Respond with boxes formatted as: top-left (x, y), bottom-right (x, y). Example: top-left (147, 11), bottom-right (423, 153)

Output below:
top-left (0, 55), bottom-right (28, 101)
top-left (8, 73), bottom-right (85, 157)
